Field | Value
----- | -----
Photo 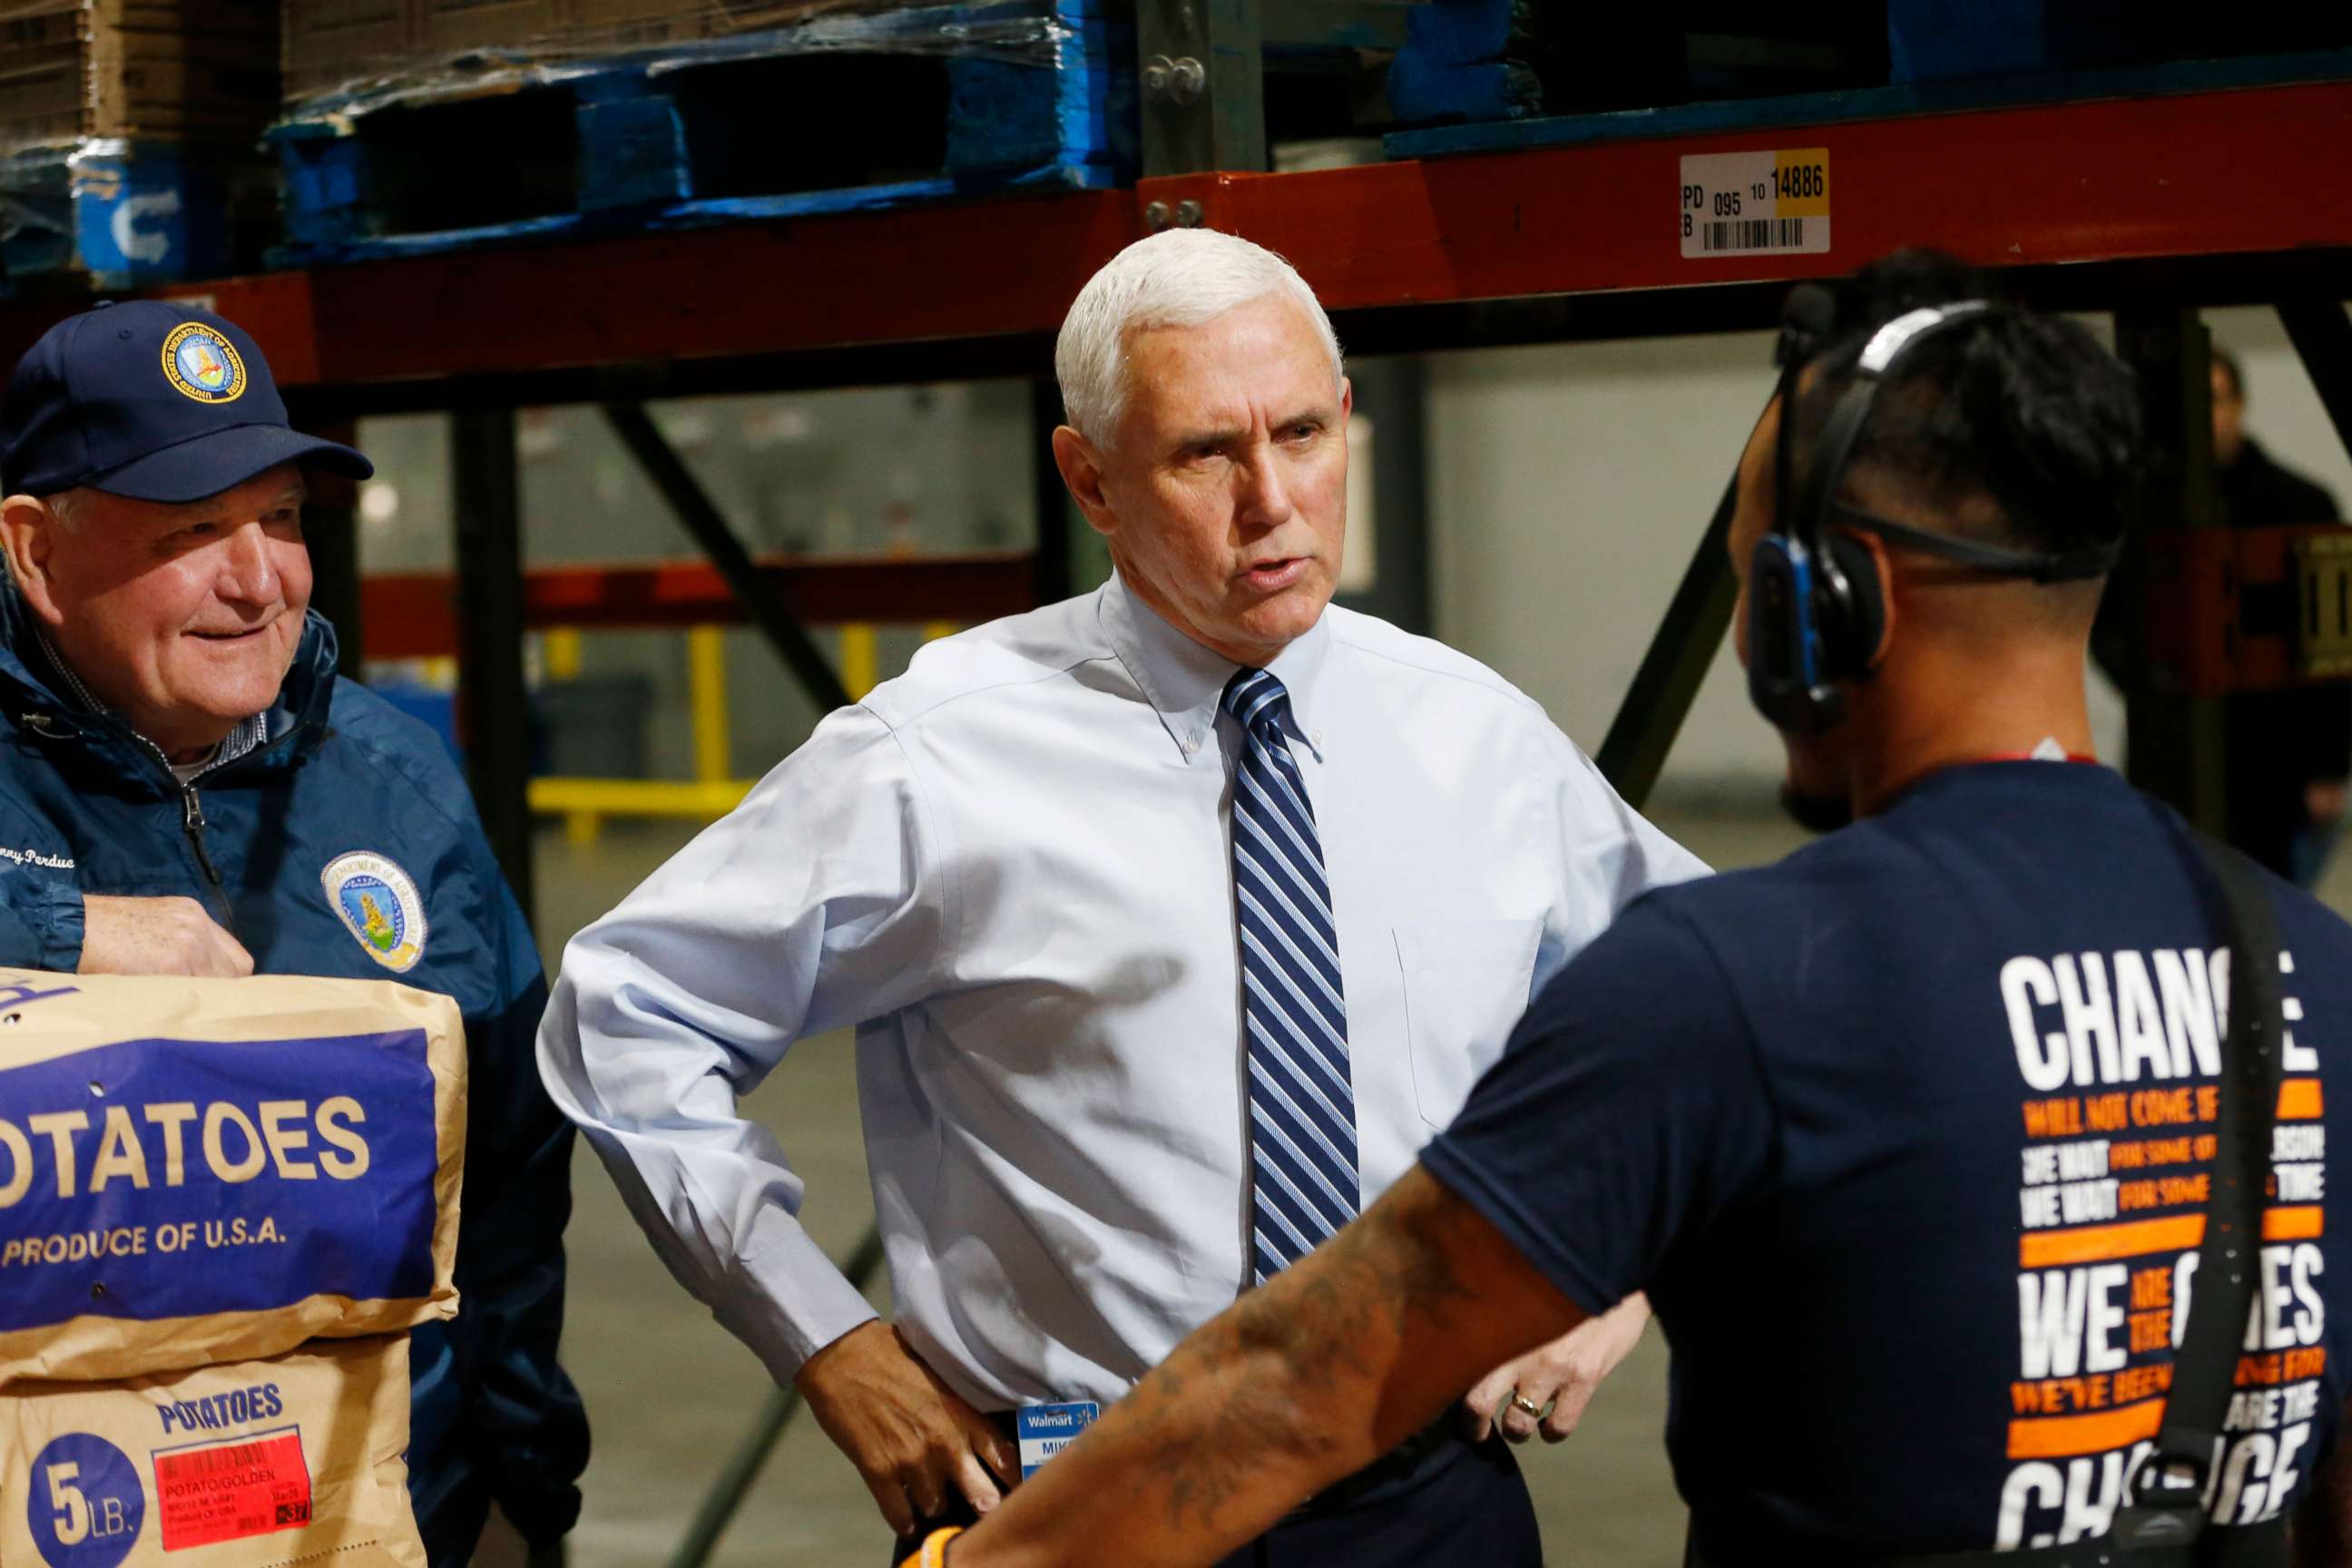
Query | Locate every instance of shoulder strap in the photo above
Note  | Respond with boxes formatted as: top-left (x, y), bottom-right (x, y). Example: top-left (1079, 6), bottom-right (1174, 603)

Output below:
top-left (2107, 828), bottom-right (2285, 1553)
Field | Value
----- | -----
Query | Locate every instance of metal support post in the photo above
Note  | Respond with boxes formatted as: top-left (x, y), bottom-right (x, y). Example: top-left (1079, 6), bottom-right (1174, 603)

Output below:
top-left (1259, 0), bottom-right (1410, 50)
top-left (1032, 378), bottom-right (1074, 606)
top-left (1137, 0), bottom-right (1267, 179)
top-left (296, 412), bottom-right (366, 681)
top-left (2278, 299), bottom-right (2352, 466)
top-left (602, 405), bottom-right (853, 715)
top-left (2111, 307), bottom-right (2227, 835)
top-left (1593, 472), bottom-right (1740, 810)
top-left (1334, 357), bottom-right (1431, 636)
top-left (449, 408), bottom-right (535, 926)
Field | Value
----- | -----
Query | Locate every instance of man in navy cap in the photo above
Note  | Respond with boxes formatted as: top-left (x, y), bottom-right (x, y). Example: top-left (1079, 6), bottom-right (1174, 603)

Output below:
top-left (0, 301), bottom-right (589, 1565)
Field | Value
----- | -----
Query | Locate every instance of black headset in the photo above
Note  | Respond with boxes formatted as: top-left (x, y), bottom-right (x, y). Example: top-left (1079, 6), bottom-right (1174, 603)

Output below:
top-left (1745, 289), bottom-right (2124, 733)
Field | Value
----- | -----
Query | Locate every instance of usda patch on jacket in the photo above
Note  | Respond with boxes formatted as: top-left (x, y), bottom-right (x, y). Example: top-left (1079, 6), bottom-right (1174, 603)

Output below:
top-left (321, 853), bottom-right (427, 974)
top-left (0, 972), bottom-right (465, 1385)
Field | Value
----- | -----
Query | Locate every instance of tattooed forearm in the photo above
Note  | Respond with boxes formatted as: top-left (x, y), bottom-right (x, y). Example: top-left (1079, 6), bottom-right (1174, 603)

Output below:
top-left (1297, 1175), bottom-right (1481, 1351)
top-left (1104, 1299), bottom-right (1328, 1531)
top-left (1116, 1171), bottom-right (1486, 1534)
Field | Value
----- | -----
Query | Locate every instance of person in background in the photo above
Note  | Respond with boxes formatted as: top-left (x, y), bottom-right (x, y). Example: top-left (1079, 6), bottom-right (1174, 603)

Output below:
top-left (0, 301), bottom-right (589, 1567)
top-left (540, 228), bottom-right (1706, 1567)
top-left (2213, 344), bottom-right (2349, 886)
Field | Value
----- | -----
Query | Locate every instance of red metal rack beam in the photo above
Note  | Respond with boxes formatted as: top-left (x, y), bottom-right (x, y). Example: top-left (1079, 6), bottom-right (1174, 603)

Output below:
top-left (300, 193), bottom-right (1136, 387)
top-left (0, 191), bottom-right (1137, 402)
top-left (3, 79), bottom-right (2346, 395)
top-left (1133, 78), bottom-right (2352, 311)
top-left (360, 552), bottom-right (1038, 660)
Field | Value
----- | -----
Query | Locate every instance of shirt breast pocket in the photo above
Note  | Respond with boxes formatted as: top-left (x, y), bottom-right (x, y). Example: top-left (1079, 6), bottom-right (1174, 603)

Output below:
top-left (1392, 918), bottom-right (1544, 1132)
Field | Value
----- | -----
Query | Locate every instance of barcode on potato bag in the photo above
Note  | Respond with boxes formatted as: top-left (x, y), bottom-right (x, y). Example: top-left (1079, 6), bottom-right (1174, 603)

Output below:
top-left (172, 1440), bottom-right (276, 1475)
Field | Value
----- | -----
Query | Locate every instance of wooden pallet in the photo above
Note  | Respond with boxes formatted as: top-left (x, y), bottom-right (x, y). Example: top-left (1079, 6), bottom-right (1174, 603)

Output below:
top-left (270, 0), bottom-right (1134, 267)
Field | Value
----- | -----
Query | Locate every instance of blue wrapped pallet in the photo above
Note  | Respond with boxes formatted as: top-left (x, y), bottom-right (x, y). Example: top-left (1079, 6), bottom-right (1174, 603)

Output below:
top-left (1385, 0), bottom-right (1542, 126)
top-left (1888, 5), bottom-right (2352, 83)
top-left (270, 0), bottom-right (1138, 267)
top-left (1, 142), bottom-right (237, 292)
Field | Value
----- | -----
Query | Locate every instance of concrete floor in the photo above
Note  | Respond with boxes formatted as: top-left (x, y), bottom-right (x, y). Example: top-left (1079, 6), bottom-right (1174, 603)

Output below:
top-left (529, 805), bottom-right (2352, 1568)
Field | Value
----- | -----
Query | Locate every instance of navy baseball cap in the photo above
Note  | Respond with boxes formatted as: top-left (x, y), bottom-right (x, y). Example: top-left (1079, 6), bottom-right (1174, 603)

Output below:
top-left (1, 299), bottom-right (371, 504)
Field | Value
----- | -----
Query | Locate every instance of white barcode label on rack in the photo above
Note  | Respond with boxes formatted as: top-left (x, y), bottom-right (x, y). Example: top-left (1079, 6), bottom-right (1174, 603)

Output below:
top-left (1679, 150), bottom-right (1831, 260)
top-left (1695, 217), bottom-right (1815, 252)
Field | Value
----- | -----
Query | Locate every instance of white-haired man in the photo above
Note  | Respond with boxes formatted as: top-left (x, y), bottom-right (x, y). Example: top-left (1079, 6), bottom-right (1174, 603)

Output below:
top-left (538, 230), bottom-right (1706, 1564)
top-left (0, 301), bottom-right (586, 1567)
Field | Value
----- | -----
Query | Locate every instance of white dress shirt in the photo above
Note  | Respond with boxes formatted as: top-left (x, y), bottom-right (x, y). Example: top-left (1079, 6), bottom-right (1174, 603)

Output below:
top-left (537, 574), bottom-right (1707, 1409)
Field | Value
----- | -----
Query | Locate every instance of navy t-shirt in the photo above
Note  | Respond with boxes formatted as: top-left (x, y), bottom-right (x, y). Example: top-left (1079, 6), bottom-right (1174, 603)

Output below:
top-left (1423, 763), bottom-right (2352, 1560)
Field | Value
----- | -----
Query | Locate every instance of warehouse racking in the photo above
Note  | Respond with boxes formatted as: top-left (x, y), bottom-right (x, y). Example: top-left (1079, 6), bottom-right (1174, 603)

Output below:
top-left (5, 54), bottom-right (2352, 902)
top-left (1, 38), bottom-right (2347, 1558)
top-left (3, 56), bottom-right (2347, 918)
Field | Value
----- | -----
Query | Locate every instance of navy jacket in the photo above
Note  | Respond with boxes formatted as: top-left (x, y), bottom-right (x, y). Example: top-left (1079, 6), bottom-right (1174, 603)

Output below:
top-left (0, 590), bottom-right (587, 1563)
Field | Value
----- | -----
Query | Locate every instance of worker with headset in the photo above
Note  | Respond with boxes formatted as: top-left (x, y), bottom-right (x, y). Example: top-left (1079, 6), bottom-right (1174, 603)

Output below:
top-left (898, 250), bottom-right (2352, 1567)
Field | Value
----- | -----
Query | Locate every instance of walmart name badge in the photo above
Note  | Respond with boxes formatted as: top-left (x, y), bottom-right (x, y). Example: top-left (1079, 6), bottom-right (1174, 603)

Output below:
top-left (320, 853), bottom-right (427, 974)
top-left (1014, 1402), bottom-right (1099, 1480)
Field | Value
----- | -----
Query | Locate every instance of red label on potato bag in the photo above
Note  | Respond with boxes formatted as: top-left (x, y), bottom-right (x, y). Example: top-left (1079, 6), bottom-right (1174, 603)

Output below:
top-left (151, 1429), bottom-right (313, 1550)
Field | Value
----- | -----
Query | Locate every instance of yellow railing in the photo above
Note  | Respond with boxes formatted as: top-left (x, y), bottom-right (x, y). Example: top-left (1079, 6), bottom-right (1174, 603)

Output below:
top-left (530, 625), bottom-right (753, 843)
top-left (528, 622), bottom-right (959, 842)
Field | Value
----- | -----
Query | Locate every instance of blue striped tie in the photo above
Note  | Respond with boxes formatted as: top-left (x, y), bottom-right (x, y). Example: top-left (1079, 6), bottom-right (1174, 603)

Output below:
top-left (1223, 668), bottom-right (1358, 1284)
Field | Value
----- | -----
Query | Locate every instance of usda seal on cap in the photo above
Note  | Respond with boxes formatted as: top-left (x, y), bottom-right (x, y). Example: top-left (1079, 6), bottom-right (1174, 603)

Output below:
top-left (160, 321), bottom-right (247, 405)
top-left (0, 300), bottom-right (369, 504)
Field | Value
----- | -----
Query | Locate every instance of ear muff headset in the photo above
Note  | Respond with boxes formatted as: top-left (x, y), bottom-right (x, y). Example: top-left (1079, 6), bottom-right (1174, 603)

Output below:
top-left (1745, 294), bottom-right (2124, 733)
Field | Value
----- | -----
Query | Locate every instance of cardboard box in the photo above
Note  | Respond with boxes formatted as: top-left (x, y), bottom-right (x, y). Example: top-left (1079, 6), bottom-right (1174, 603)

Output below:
top-left (0, 1335), bottom-right (426, 1568)
top-left (0, 1), bottom-right (279, 157)
top-left (280, 0), bottom-right (896, 107)
top-left (0, 972), bottom-right (465, 1386)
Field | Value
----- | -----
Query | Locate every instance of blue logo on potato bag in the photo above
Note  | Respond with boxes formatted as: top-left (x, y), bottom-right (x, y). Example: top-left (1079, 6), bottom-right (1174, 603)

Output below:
top-left (24, 1432), bottom-right (144, 1568)
top-left (0, 1031), bottom-right (436, 1331)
